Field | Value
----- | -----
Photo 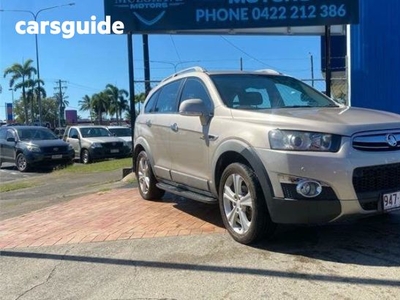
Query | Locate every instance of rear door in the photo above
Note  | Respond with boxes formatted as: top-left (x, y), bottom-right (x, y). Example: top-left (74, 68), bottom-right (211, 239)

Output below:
top-left (147, 79), bottom-right (183, 180)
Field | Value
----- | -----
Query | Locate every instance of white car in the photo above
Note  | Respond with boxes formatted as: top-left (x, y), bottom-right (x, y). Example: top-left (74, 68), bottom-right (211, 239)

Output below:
top-left (107, 126), bottom-right (132, 152)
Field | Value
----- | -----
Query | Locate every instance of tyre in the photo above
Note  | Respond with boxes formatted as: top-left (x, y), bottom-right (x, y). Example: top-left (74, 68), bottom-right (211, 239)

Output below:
top-left (219, 163), bottom-right (276, 245)
top-left (16, 153), bottom-right (30, 172)
top-left (81, 149), bottom-right (91, 164)
top-left (135, 150), bottom-right (165, 200)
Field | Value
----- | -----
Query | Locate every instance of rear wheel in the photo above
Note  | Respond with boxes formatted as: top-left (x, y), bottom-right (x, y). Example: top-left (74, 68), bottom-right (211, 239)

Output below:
top-left (219, 163), bottom-right (276, 245)
top-left (16, 153), bottom-right (30, 172)
top-left (135, 150), bottom-right (165, 200)
top-left (81, 149), bottom-right (91, 164)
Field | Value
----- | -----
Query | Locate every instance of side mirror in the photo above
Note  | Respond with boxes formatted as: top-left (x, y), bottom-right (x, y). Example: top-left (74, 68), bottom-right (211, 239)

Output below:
top-left (179, 98), bottom-right (212, 126)
top-left (71, 134), bottom-right (79, 139)
top-left (6, 137), bottom-right (16, 142)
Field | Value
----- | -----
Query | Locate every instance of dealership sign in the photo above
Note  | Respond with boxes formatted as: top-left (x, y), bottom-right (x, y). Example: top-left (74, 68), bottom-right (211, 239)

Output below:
top-left (104, 0), bottom-right (359, 34)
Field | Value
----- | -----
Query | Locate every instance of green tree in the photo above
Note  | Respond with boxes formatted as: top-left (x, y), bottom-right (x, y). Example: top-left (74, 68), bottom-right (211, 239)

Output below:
top-left (13, 97), bottom-right (58, 126)
top-left (3, 59), bottom-right (37, 124)
top-left (91, 92), bottom-right (110, 125)
top-left (105, 84), bottom-right (129, 125)
top-left (26, 78), bottom-right (46, 123)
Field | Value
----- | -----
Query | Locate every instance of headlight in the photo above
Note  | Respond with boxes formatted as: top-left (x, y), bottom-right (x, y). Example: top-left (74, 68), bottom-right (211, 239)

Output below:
top-left (91, 143), bottom-right (103, 148)
top-left (269, 130), bottom-right (341, 152)
top-left (26, 144), bottom-right (41, 152)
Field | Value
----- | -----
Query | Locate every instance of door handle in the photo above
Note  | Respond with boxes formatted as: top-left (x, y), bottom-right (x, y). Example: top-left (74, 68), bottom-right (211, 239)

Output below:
top-left (170, 123), bottom-right (179, 132)
top-left (145, 120), bottom-right (152, 127)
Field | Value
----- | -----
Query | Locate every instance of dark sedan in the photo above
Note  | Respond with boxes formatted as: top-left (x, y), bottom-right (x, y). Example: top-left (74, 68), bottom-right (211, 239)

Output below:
top-left (0, 126), bottom-right (75, 172)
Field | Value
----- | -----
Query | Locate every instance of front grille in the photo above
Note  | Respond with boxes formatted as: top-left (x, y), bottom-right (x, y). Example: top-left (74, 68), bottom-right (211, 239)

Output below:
top-left (353, 132), bottom-right (400, 151)
top-left (353, 163), bottom-right (400, 193)
top-left (353, 163), bottom-right (400, 211)
top-left (281, 183), bottom-right (338, 201)
top-left (103, 142), bottom-right (123, 149)
top-left (41, 146), bottom-right (68, 154)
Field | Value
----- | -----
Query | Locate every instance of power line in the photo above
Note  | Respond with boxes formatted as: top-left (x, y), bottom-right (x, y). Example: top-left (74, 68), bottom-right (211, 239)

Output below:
top-left (169, 35), bottom-right (182, 66)
top-left (219, 36), bottom-right (278, 69)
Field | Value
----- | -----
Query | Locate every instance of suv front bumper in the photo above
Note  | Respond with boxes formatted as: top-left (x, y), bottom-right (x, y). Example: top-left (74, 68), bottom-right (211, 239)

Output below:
top-left (255, 142), bottom-right (400, 224)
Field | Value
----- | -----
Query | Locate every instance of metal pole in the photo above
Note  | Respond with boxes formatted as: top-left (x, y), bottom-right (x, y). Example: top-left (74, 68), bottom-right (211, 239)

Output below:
top-left (128, 33), bottom-right (136, 169)
top-left (34, 27), bottom-right (42, 125)
top-left (325, 25), bottom-right (332, 97)
top-left (142, 34), bottom-right (151, 96)
top-left (0, 4), bottom-right (75, 126)
top-left (309, 53), bottom-right (315, 87)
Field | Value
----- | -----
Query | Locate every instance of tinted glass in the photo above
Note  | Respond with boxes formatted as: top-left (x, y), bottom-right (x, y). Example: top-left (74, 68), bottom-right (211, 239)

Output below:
top-left (17, 128), bottom-right (58, 141)
top-left (109, 128), bottom-right (131, 137)
top-left (154, 80), bottom-right (182, 113)
top-left (180, 78), bottom-right (213, 111)
top-left (80, 127), bottom-right (111, 138)
top-left (211, 74), bottom-right (337, 110)
top-left (144, 90), bottom-right (160, 113)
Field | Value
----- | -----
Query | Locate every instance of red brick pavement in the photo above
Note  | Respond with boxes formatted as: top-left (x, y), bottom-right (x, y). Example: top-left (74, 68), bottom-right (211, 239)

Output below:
top-left (0, 188), bottom-right (226, 249)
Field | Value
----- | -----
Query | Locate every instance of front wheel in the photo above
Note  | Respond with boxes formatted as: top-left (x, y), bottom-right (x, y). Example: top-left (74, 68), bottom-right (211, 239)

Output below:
top-left (219, 163), bottom-right (276, 245)
top-left (81, 149), bottom-right (91, 164)
top-left (135, 150), bottom-right (165, 200)
top-left (16, 153), bottom-right (30, 172)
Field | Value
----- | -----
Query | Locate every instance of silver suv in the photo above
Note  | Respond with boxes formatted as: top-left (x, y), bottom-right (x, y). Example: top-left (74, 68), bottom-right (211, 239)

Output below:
top-left (134, 67), bottom-right (400, 244)
top-left (64, 125), bottom-right (130, 164)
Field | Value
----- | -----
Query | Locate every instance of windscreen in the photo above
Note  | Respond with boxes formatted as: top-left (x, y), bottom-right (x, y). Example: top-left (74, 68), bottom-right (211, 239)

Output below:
top-left (210, 74), bottom-right (338, 110)
top-left (17, 128), bottom-right (58, 141)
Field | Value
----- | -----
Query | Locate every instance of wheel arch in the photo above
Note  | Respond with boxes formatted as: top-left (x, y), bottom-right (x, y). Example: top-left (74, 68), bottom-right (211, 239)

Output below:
top-left (133, 137), bottom-right (155, 173)
top-left (212, 140), bottom-right (275, 210)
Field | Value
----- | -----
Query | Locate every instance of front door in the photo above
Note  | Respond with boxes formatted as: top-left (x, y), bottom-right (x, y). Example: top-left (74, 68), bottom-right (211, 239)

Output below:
top-left (169, 78), bottom-right (214, 191)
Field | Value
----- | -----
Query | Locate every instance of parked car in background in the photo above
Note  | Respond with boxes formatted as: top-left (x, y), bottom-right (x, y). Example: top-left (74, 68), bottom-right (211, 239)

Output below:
top-left (53, 127), bottom-right (65, 139)
top-left (0, 126), bottom-right (75, 172)
top-left (107, 126), bottom-right (132, 153)
top-left (134, 66), bottom-right (400, 245)
top-left (63, 125), bottom-right (130, 164)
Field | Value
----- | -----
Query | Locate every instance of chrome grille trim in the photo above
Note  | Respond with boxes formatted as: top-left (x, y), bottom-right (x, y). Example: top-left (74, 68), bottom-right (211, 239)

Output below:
top-left (352, 131), bottom-right (400, 151)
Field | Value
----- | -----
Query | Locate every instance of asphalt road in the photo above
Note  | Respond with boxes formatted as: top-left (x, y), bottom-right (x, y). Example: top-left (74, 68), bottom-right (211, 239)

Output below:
top-left (0, 166), bottom-right (132, 220)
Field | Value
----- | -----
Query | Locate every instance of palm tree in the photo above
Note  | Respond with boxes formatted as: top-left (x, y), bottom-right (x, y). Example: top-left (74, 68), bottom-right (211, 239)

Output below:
top-left (26, 78), bottom-right (46, 123)
top-left (105, 84), bottom-right (129, 125)
top-left (3, 59), bottom-right (37, 124)
top-left (91, 92), bottom-right (109, 125)
top-left (79, 94), bottom-right (94, 122)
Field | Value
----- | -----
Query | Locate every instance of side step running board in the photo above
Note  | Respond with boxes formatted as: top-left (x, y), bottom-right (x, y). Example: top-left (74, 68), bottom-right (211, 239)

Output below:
top-left (156, 183), bottom-right (217, 204)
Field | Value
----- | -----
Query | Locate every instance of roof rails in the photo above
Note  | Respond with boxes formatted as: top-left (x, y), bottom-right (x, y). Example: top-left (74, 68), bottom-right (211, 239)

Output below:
top-left (161, 66), bottom-right (207, 82)
top-left (255, 69), bottom-right (282, 75)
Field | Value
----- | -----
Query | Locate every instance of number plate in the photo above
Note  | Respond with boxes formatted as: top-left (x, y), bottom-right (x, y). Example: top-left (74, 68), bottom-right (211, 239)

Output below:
top-left (52, 154), bottom-right (62, 159)
top-left (383, 191), bottom-right (400, 211)
top-left (110, 149), bottom-right (119, 153)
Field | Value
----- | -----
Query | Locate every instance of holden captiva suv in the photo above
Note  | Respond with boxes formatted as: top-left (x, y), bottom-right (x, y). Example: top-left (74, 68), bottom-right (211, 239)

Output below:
top-left (134, 67), bottom-right (400, 244)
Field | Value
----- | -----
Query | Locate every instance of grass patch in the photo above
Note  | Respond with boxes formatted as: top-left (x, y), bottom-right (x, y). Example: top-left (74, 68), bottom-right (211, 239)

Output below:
top-left (55, 158), bottom-right (133, 174)
top-left (0, 181), bottom-right (38, 193)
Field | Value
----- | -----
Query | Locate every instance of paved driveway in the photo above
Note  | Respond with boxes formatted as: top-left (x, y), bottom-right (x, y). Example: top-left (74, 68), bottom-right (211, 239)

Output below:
top-left (1, 188), bottom-right (400, 299)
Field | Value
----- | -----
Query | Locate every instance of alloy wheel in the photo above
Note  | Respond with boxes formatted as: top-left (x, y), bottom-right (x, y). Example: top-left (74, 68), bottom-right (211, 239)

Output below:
top-left (222, 173), bottom-right (253, 234)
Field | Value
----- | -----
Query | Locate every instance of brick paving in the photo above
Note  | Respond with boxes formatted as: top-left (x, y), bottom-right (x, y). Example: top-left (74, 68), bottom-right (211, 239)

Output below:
top-left (0, 188), bottom-right (226, 249)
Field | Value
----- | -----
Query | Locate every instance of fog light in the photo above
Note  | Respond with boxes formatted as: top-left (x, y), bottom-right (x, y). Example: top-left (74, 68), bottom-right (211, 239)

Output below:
top-left (296, 180), bottom-right (322, 198)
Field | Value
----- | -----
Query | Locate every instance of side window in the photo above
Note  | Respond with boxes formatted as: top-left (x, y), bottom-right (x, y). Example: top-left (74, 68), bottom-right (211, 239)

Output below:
top-left (69, 128), bottom-right (79, 138)
top-left (144, 90), bottom-right (160, 114)
top-left (6, 130), bottom-right (15, 140)
top-left (0, 128), bottom-right (6, 139)
top-left (180, 78), bottom-right (213, 111)
top-left (154, 80), bottom-right (182, 113)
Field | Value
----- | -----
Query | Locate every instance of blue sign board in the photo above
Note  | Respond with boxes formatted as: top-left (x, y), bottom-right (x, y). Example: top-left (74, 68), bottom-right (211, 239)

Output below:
top-left (6, 103), bottom-right (13, 122)
top-left (104, 0), bottom-right (359, 34)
